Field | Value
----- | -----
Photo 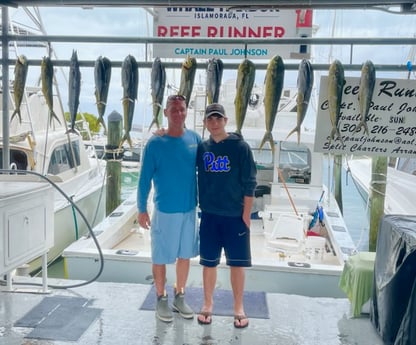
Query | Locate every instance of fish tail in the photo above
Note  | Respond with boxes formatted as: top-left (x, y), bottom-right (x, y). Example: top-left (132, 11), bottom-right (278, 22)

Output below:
top-left (259, 131), bottom-right (274, 151)
top-left (338, 129), bottom-right (345, 146)
top-left (330, 127), bottom-right (344, 146)
top-left (285, 126), bottom-right (300, 143)
top-left (120, 132), bottom-right (132, 149)
top-left (355, 121), bottom-right (369, 136)
top-left (96, 116), bottom-right (107, 135)
top-left (148, 117), bottom-right (160, 131)
top-left (10, 109), bottom-right (22, 124)
top-left (49, 110), bottom-right (61, 125)
top-left (329, 127), bottom-right (336, 144)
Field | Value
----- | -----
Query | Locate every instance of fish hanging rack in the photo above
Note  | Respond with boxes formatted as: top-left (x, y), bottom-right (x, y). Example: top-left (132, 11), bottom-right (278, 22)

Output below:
top-left (1, 35), bottom-right (416, 72)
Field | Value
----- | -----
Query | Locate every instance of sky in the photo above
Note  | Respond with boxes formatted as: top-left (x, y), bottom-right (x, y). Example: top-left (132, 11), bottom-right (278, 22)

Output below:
top-left (6, 6), bottom-right (416, 131)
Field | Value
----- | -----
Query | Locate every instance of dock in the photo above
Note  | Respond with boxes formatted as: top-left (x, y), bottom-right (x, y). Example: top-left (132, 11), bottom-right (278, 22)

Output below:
top-left (0, 276), bottom-right (384, 345)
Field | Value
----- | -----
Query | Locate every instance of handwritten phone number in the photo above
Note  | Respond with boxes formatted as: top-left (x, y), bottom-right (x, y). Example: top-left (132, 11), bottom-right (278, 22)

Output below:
top-left (340, 123), bottom-right (416, 136)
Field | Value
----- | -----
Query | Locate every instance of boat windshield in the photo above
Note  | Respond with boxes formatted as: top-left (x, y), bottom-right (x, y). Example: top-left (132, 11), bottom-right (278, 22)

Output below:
top-left (48, 140), bottom-right (81, 175)
top-left (278, 141), bottom-right (311, 184)
top-left (396, 157), bottom-right (416, 175)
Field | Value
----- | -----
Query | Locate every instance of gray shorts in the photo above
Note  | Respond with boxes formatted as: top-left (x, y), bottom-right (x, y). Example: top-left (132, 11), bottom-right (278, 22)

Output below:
top-left (151, 209), bottom-right (199, 264)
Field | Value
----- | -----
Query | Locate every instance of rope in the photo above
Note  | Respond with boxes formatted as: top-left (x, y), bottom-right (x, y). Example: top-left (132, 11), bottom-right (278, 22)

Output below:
top-left (104, 145), bottom-right (124, 161)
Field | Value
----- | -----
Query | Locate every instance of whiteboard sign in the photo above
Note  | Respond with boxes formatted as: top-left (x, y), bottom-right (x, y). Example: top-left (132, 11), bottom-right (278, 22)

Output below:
top-left (153, 8), bottom-right (313, 59)
top-left (314, 76), bottom-right (416, 158)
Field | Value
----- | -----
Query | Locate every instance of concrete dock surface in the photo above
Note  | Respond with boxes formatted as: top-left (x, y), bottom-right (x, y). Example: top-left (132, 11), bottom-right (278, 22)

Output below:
top-left (0, 276), bottom-right (384, 345)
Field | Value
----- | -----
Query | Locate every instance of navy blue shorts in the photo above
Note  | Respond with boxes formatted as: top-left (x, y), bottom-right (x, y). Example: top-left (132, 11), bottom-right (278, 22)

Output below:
top-left (199, 212), bottom-right (251, 268)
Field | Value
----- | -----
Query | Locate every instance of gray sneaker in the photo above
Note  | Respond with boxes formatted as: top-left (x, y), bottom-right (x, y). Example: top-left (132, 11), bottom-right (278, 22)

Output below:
top-left (172, 289), bottom-right (194, 319)
top-left (156, 294), bottom-right (173, 322)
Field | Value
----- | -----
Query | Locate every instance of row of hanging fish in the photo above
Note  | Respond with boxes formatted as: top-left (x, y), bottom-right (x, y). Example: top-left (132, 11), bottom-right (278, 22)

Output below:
top-left (148, 55), bottom-right (223, 130)
top-left (10, 53), bottom-right (312, 152)
top-left (10, 54), bottom-right (62, 128)
top-left (234, 56), bottom-right (314, 152)
top-left (327, 59), bottom-right (376, 146)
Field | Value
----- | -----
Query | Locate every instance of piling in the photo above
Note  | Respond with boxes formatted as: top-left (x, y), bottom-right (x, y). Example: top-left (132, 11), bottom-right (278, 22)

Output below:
top-left (333, 154), bottom-right (343, 214)
top-left (106, 110), bottom-right (123, 215)
top-left (369, 156), bottom-right (387, 251)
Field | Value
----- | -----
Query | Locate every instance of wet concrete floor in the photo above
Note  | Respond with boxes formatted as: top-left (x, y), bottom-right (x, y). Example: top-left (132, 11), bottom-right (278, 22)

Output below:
top-left (0, 276), bottom-right (384, 345)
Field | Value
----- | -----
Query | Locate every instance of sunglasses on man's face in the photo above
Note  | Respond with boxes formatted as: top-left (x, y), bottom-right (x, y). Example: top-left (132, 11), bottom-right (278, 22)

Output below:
top-left (167, 94), bottom-right (186, 103)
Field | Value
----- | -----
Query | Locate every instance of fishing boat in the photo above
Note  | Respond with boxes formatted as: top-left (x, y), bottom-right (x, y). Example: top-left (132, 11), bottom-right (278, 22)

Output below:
top-left (347, 156), bottom-right (416, 215)
top-left (0, 8), bottom-right (108, 273)
top-left (63, 97), bottom-right (357, 298)
top-left (0, 85), bottom-right (107, 273)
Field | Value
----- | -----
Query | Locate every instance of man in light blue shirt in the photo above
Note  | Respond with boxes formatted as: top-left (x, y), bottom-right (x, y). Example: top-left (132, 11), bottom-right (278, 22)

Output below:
top-left (137, 94), bottom-right (201, 323)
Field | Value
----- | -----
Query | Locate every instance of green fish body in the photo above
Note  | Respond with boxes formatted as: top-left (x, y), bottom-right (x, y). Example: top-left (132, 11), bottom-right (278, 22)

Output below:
top-left (178, 55), bottom-right (197, 108)
top-left (356, 60), bottom-right (376, 136)
top-left (206, 58), bottom-right (223, 104)
top-left (286, 59), bottom-right (313, 144)
top-left (234, 59), bottom-right (256, 134)
top-left (10, 54), bottom-right (28, 124)
top-left (260, 55), bottom-right (285, 152)
top-left (327, 59), bottom-right (345, 145)
top-left (41, 56), bottom-right (61, 126)
top-left (149, 57), bottom-right (166, 130)
top-left (121, 54), bottom-right (139, 148)
top-left (94, 56), bottom-right (112, 134)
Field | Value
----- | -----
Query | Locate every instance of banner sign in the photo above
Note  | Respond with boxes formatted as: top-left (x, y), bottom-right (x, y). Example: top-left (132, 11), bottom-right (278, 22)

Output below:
top-left (314, 76), bottom-right (416, 158)
top-left (153, 8), bottom-right (313, 59)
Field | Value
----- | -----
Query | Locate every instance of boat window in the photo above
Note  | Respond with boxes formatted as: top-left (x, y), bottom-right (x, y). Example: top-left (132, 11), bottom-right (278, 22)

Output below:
top-left (396, 157), bottom-right (416, 175)
top-left (278, 141), bottom-right (311, 184)
top-left (48, 140), bottom-right (81, 175)
top-left (0, 149), bottom-right (28, 170)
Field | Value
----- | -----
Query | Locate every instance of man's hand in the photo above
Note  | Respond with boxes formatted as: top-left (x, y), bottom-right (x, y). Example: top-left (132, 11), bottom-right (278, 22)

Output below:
top-left (153, 128), bottom-right (166, 136)
top-left (138, 212), bottom-right (151, 229)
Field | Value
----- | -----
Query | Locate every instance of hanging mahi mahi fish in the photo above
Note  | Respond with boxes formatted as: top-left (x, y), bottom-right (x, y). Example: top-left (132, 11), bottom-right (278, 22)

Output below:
top-left (286, 58), bottom-right (314, 144)
top-left (10, 54), bottom-right (29, 124)
top-left (178, 55), bottom-right (197, 108)
top-left (355, 60), bottom-right (376, 136)
top-left (41, 56), bottom-right (61, 126)
top-left (67, 50), bottom-right (81, 134)
top-left (234, 58), bottom-right (255, 135)
top-left (149, 57), bottom-right (166, 130)
top-left (327, 59), bottom-right (345, 146)
top-left (259, 55), bottom-right (285, 153)
top-left (120, 54), bottom-right (138, 148)
top-left (94, 56), bottom-right (112, 134)
top-left (206, 57), bottom-right (224, 105)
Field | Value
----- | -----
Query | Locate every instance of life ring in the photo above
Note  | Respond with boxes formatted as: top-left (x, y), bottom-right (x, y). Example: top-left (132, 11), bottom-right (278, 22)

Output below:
top-left (248, 93), bottom-right (260, 110)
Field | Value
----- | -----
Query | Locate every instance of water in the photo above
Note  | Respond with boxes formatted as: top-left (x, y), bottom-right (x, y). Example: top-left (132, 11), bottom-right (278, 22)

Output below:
top-left (339, 168), bottom-right (370, 251)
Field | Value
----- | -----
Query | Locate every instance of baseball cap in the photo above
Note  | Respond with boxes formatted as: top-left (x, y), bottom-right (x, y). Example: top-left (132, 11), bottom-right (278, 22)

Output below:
top-left (205, 103), bottom-right (226, 118)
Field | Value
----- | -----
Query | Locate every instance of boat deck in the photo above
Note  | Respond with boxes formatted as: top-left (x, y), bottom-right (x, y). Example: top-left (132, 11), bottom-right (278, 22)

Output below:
top-left (0, 276), bottom-right (384, 345)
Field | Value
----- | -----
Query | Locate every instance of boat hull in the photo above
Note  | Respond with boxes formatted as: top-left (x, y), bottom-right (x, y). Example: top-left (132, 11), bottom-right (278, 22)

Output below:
top-left (64, 254), bottom-right (345, 298)
top-left (63, 188), bottom-right (352, 298)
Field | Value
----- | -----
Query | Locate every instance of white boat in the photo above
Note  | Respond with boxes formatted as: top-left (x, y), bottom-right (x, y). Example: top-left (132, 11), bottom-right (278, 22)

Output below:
top-left (0, 85), bottom-right (107, 273)
top-left (347, 156), bottom-right (416, 215)
top-left (63, 95), bottom-right (357, 298)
